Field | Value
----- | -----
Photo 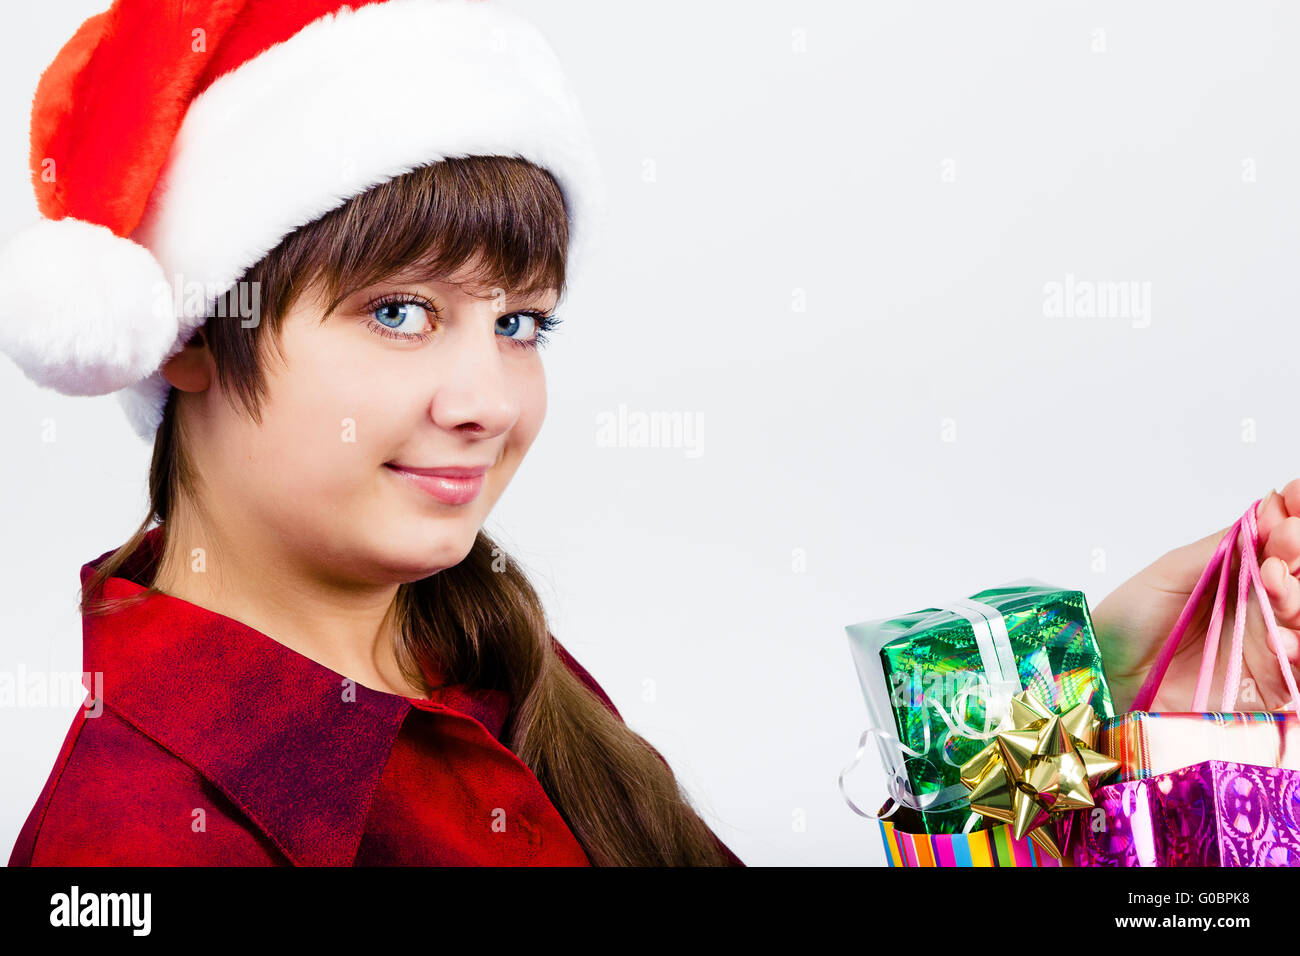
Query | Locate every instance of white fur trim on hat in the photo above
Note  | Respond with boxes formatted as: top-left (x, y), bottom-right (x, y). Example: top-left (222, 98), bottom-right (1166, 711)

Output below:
top-left (0, 217), bottom-right (179, 397)
top-left (117, 0), bottom-right (606, 442)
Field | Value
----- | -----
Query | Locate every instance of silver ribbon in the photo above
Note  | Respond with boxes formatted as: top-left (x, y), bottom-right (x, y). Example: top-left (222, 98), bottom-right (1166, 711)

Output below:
top-left (842, 592), bottom-right (1033, 823)
top-left (838, 698), bottom-right (980, 821)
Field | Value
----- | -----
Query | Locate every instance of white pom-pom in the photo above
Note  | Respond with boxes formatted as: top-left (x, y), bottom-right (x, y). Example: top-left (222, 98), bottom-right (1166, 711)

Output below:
top-left (116, 371), bottom-right (172, 442)
top-left (0, 217), bottom-right (179, 396)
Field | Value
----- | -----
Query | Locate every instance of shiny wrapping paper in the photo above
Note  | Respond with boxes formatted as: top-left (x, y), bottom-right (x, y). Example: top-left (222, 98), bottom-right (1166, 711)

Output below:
top-left (846, 582), bottom-right (1115, 833)
top-left (958, 690), bottom-right (1119, 859)
top-left (877, 806), bottom-right (1062, 867)
top-left (1099, 711), bottom-right (1300, 783)
top-left (1072, 760), bottom-right (1300, 867)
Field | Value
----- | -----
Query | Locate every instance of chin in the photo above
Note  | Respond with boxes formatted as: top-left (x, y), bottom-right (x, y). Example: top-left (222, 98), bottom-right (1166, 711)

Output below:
top-left (384, 535), bottom-right (476, 578)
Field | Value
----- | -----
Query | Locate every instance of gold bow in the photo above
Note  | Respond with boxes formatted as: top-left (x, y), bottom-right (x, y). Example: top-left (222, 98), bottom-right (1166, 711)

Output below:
top-left (958, 689), bottom-right (1119, 860)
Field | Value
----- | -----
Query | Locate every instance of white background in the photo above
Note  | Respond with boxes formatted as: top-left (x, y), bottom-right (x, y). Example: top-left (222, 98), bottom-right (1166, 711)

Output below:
top-left (2, 0), bottom-right (1297, 866)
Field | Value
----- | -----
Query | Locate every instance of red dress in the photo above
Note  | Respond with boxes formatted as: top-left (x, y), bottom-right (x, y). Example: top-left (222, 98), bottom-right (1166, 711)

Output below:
top-left (8, 527), bottom-right (743, 866)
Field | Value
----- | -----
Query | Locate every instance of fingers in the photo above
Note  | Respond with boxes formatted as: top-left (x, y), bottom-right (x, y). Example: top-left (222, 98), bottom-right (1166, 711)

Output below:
top-left (1258, 610), bottom-right (1300, 666)
top-left (1268, 626), bottom-right (1300, 666)
top-left (1262, 515), bottom-right (1300, 576)
top-left (1261, 554), bottom-right (1300, 630)
top-left (1283, 478), bottom-right (1300, 518)
top-left (1239, 626), bottom-right (1300, 707)
top-left (1257, 487), bottom-right (1290, 543)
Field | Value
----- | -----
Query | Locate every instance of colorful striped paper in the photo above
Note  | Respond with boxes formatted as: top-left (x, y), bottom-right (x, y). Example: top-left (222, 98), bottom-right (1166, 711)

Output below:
top-left (878, 815), bottom-right (1062, 867)
top-left (1099, 711), bottom-right (1300, 784)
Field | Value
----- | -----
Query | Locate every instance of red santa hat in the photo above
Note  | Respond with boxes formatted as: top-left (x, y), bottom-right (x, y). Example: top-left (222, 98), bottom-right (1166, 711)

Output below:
top-left (0, 0), bottom-right (605, 441)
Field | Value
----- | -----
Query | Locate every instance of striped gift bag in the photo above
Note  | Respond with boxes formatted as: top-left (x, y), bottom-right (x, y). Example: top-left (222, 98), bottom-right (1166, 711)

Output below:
top-left (1099, 711), bottom-right (1300, 783)
top-left (877, 815), bottom-right (1062, 867)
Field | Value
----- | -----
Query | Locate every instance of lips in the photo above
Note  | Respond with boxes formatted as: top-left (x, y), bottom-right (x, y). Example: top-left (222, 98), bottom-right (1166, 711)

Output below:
top-left (387, 464), bottom-right (489, 478)
top-left (385, 463), bottom-right (487, 505)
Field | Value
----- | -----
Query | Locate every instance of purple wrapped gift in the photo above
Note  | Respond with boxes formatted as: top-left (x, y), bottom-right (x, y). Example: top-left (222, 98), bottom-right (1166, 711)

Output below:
top-left (1072, 760), bottom-right (1300, 867)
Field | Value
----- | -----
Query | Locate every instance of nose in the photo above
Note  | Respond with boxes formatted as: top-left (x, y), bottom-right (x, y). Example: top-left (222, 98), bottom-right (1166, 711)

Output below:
top-left (426, 304), bottom-right (522, 438)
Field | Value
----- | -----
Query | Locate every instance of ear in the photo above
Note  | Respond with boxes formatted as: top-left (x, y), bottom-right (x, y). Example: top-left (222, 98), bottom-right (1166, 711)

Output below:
top-left (161, 325), bottom-right (214, 392)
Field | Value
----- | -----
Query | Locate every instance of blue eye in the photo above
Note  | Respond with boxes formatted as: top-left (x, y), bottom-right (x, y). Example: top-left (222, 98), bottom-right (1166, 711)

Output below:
top-left (498, 310), bottom-right (562, 350)
top-left (361, 291), bottom-right (561, 349)
top-left (497, 311), bottom-right (535, 340)
top-left (370, 298), bottom-right (434, 340)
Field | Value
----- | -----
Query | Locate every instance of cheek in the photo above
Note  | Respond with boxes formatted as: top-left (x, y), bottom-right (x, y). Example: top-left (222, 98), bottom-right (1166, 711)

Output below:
top-left (507, 366), bottom-right (548, 451)
top-left (244, 328), bottom-right (547, 506)
top-left (245, 337), bottom-right (401, 489)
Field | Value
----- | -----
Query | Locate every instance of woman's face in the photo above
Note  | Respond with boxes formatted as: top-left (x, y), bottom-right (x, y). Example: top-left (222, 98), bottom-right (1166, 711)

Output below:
top-left (169, 264), bottom-right (554, 586)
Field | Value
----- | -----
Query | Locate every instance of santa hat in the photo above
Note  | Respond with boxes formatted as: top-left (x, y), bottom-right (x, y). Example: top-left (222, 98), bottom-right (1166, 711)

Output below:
top-left (0, 0), bottom-right (606, 441)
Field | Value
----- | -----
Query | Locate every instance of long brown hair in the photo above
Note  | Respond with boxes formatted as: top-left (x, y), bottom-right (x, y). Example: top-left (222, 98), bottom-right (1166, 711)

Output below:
top-left (80, 157), bottom-right (733, 866)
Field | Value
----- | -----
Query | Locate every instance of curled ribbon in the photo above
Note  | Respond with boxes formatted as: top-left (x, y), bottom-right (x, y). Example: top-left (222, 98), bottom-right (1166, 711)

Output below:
top-left (842, 595), bottom-right (1074, 824)
top-left (839, 695), bottom-right (984, 820)
top-left (929, 650), bottom-right (1062, 750)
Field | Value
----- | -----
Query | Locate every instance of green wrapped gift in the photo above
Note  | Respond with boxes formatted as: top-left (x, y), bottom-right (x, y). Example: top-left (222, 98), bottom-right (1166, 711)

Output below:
top-left (844, 580), bottom-right (1115, 834)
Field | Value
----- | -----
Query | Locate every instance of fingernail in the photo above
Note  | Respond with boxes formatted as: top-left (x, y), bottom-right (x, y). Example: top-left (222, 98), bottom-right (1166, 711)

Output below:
top-left (1263, 556), bottom-right (1283, 590)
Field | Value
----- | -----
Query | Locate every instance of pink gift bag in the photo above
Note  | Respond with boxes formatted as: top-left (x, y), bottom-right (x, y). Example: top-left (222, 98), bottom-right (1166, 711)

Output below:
top-left (1083, 498), bottom-right (1300, 859)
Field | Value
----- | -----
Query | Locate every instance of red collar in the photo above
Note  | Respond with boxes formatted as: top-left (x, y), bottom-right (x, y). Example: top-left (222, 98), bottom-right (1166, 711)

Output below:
top-left (80, 525), bottom-right (513, 866)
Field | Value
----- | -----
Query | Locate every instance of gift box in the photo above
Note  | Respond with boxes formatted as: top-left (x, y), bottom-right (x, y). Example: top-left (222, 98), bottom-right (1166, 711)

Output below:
top-left (1099, 711), bottom-right (1300, 783)
top-left (878, 805), bottom-right (1062, 867)
top-left (1072, 760), bottom-right (1300, 867)
top-left (845, 580), bottom-right (1115, 833)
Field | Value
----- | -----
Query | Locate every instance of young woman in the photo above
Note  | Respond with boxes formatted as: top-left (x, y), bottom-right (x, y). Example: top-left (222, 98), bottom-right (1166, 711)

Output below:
top-left (0, 0), bottom-right (743, 866)
top-left (5, 1), bottom-right (1300, 869)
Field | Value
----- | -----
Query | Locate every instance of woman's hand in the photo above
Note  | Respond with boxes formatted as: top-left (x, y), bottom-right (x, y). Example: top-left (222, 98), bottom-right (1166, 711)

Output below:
top-left (1092, 480), bottom-right (1300, 714)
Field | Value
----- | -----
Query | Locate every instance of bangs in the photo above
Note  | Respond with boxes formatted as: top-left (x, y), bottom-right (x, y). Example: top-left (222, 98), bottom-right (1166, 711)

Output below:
top-left (279, 156), bottom-right (570, 320)
top-left (200, 155), bottom-right (570, 426)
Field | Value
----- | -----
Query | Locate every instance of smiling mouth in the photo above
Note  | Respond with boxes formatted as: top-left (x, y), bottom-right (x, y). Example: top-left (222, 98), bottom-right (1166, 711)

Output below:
top-left (384, 462), bottom-right (491, 478)
top-left (384, 463), bottom-right (486, 505)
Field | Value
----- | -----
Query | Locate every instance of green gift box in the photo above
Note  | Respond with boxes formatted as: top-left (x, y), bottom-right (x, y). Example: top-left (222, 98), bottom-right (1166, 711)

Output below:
top-left (844, 580), bottom-right (1116, 834)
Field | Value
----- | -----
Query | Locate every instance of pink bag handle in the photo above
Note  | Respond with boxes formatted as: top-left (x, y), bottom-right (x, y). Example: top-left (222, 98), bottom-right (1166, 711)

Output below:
top-left (1130, 498), bottom-right (1300, 713)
